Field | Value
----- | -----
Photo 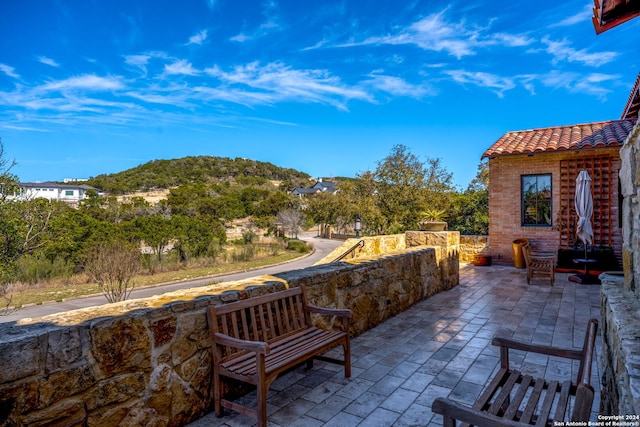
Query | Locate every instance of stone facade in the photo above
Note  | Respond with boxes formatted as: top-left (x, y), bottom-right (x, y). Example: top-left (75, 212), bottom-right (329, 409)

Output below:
top-left (459, 235), bottom-right (489, 264)
top-left (601, 122), bottom-right (640, 415)
top-left (0, 235), bottom-right (457, 426)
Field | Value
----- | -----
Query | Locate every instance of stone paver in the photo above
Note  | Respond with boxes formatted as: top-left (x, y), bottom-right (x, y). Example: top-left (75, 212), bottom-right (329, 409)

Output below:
top-left (187, 264), bottom-right (602, 427)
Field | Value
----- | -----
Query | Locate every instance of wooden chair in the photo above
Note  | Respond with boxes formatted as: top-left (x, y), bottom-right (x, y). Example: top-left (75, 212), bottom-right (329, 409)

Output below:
top-left (522, 242), bottom-right (556, 286)
top-left (432, 318), bottom-right (599, 426)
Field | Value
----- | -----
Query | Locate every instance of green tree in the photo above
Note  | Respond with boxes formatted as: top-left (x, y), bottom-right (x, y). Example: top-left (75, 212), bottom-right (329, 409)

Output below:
top-left (172, 215), bottom-right (220, 261)
top-left (448, 162), bottom-right (489, 235)
top-left (342, 172), bottom-right (386, 235)
top-left (0, 139), bottom-right (19, 285)
top-left (374, 144), bottom-right (438, 233)
top-left (133, 215), bottom-right (174, 260)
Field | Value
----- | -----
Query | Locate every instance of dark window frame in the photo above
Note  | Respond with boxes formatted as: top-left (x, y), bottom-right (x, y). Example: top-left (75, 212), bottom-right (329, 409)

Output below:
top-left (521, 174), bottom-right (552, 227)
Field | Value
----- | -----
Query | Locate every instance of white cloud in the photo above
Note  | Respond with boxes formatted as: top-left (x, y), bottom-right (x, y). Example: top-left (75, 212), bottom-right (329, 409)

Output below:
top-left (0, 63), bottom-right (20, 79)
top-left (41, 75), bottom-right (125, 92)
top-left (230, 33), bottom-right (251, 43)
top-left (447, 70), bottom-right (516, 97)
top-left (204, 61), bottom-right (373, 109)
top-left (125, 54), bottom-right (151, 67)
top-left (364, 74), bottom-right (434, 98)
top-left (37, 56), bottom-right (60, 67)
top-left (332, 10), bottom-right (534, 59)
top-left (541, 37), bottom-right (618, 67)
top-left (163, 60), bottom-right (199, 76)
top-left (538, 70), bottom-right (619, 98)
top-left (550, 3), bottom-right (593, 27)
top-left (187, 29), bottom-right (208, 45)
top-left (230, 0), bottom-right (282, 43)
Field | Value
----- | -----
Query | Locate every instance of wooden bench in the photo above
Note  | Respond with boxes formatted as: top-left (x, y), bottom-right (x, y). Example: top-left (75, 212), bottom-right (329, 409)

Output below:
top-left (206, 286), bottom-right (352, 427)
top-left (432, 318), bottom-right (598, 426)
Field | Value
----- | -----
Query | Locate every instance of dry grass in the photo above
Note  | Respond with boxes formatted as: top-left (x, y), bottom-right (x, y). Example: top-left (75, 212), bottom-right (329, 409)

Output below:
top-left (8, 251), bottom-right (304, 308)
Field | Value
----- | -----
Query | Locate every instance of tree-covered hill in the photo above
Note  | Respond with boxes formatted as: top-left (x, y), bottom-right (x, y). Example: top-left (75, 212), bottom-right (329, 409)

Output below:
top-left (86, 156), bottom-right (312, 194)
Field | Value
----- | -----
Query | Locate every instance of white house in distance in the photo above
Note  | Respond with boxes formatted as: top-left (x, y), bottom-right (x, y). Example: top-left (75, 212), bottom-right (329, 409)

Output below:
top-left (11, 181), bottom-right (100, 207)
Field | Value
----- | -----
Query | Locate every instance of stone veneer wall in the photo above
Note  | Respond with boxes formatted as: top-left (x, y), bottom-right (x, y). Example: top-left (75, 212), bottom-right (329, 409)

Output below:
top-left (0, 234), bottom-right (458, 427)
top-left (601, 121), bottom-right (640, 416)
top-left (459, 235), bottom-right (489, 264)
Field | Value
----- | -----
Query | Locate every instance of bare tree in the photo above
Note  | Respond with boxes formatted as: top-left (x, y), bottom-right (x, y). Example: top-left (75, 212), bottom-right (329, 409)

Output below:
top-left (84, 241), bottom-right (140, 303)
top-left (277, 209), bottom-right (304, 238)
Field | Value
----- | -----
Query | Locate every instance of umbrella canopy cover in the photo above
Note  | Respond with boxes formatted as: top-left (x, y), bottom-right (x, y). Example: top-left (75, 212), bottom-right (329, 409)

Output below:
top-left (575, 170), bottom-right (594, 246)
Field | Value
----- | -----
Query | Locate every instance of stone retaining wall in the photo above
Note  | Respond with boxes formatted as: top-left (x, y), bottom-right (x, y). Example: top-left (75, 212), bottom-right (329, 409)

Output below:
top-left (0, 244), bottom-right (456, 427)
top-left (601, 121), bottom-right (640, 415)
top-left (600, 276), bottom-right (640, 416)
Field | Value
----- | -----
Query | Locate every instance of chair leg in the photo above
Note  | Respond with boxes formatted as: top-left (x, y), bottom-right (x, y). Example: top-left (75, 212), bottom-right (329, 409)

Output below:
top-left (213, 372), bottom-right (223, 417)
top-left (257, 381), bottom-right (268, 427)
top-left (343, 343), bottom-right (351, 378)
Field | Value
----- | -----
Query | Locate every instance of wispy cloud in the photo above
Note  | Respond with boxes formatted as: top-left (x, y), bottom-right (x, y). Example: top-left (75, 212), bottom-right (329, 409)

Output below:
top-left (550, 3), bottom-right (592, 27)
top-left (328, 10), bottom-right (534, 59)
top-left (0, 63), bottom-right (20, 79)
top-left (446, 70), bottom-right (516, 97)
top-left (41, 74), bottom-right (125, 92)
top-left (538, 70), bottom-right (619, 98)
top-left (205, 61), bottom-right (372, 109)
top-left (364, 74), bottom-right (435, 98)
top-left (230, 0), bottom-right (282, 43)
top-left (541, 37), bottom-right (618, 67)
top-left (163, 59), bottom-right (199, 76)
top-left (187, 29), bottom-right (208, 45)
top-left (37, 56), bottom-right (60, 67)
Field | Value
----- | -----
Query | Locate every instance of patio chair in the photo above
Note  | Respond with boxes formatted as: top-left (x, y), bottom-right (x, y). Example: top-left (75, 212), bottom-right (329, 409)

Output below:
top-left (522, 242), bottom-right (556, 286)
top-left (432, 318), bottom-right (598, 426)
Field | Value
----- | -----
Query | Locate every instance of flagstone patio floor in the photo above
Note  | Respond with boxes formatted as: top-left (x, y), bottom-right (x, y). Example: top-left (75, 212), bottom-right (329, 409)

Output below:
top-left (188, 264), bottom-right (603, 427)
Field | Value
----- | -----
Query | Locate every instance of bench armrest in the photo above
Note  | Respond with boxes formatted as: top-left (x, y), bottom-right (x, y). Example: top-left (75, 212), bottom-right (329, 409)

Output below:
top-left (492, 337), bottom-right (583, 361)
top-left (306, 304), bottom-right (352, 332)
top-left (214, 332), bottom-right (270, 354)
top-left (432, 397), bottom-right (524, 427)
top-left (305, 304), bottom-right (353, 319)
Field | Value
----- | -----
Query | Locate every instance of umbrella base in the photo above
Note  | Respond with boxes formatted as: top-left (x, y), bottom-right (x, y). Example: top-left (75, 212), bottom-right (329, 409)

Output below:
top-left (568, 273), bottom-right (601, 285)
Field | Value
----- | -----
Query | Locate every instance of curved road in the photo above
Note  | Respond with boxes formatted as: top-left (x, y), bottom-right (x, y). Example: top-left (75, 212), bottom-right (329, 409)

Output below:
top-left (0, 232), bottom-right (344, 324)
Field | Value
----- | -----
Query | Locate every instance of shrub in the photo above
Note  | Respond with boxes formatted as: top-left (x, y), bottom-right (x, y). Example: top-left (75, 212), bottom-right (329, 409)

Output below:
top-left (231, 245), bottom-right (256, 262)
top-left (286, 239), bottom-right (310, 253)
top-left (16, 254), bottom-right (74, 284)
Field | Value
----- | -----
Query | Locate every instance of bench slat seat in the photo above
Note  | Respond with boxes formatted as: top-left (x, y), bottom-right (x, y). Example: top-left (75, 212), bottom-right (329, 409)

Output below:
top-left (221, 327), bottom-right (346, 376)
top-left (207, 286), bottom-right (352, 427)
top-left (433, 318), bottom-right (598, 427)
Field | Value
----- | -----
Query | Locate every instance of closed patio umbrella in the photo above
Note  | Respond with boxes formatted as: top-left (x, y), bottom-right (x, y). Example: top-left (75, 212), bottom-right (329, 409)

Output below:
top-left (575, 170), bottom-right (593, 259)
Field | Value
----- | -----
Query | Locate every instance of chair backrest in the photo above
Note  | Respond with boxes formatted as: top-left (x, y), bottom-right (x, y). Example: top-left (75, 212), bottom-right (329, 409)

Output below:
top-left (522, 242), bottom-right (531, 265)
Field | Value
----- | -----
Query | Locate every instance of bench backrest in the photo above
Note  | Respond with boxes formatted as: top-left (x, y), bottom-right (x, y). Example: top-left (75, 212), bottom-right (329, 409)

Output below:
top-left (209, 287), bottom-right (311, 358)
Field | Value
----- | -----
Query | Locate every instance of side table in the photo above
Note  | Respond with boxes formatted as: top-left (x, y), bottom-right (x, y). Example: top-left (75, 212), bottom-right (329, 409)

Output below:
top-left (568, 258), bottom-right (601, 284)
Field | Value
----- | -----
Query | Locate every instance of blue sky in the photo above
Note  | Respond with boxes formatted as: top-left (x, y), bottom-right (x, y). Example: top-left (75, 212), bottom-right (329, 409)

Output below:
top-left (1, 0), bottom-right (638, 188)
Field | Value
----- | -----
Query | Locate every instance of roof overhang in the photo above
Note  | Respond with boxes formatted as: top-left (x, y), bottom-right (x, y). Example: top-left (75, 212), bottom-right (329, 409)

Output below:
top-left (592, 0), bottom-right (640, 34)
top-left (622, 73), bottom-right (640, 120)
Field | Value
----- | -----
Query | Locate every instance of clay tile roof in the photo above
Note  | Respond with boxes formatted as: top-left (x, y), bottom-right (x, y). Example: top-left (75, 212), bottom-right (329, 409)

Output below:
top-left (482, 119), bottom-right (637, 159)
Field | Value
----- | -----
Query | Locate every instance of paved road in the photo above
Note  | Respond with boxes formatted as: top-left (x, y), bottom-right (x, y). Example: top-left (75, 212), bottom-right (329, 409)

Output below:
top-left (0, 232), bottom-right (344, 324)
